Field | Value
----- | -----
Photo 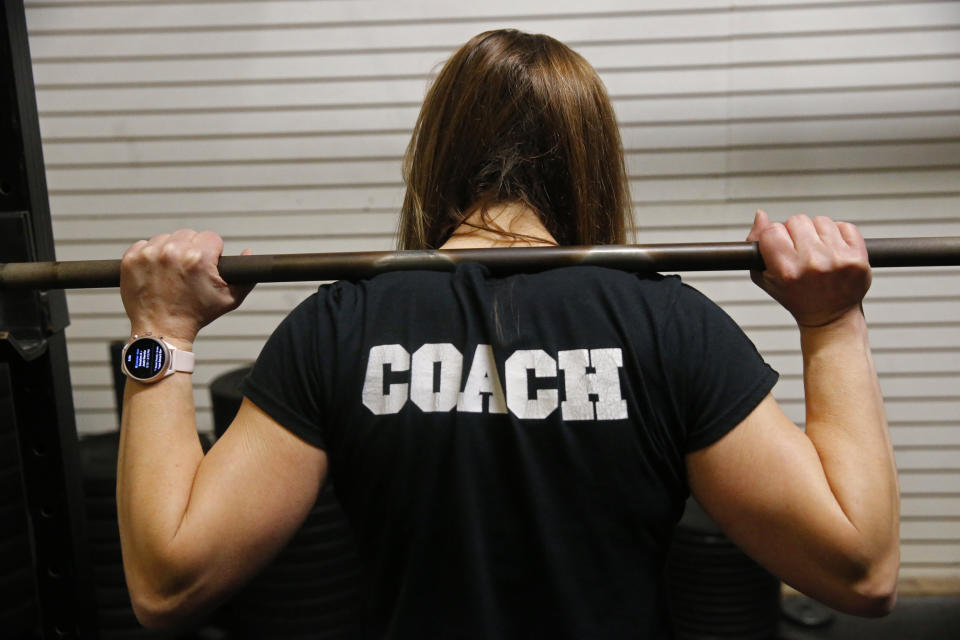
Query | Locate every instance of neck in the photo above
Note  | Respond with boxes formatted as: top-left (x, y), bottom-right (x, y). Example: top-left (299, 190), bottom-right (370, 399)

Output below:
top-left (439, 203), bottom-right (558, 249)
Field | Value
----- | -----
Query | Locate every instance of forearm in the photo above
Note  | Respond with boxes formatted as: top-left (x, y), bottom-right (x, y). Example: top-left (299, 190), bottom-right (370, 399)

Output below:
top-left (800, 308), bottom-right (900, 583)
top-left (117, 349), bottom-right (205, 607)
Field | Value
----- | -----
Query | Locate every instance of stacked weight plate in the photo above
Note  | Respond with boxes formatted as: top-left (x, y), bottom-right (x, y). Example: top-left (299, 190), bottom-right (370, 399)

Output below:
top-left (666, 499), bottom-right (780, 640)
top-left (218, 486), bottom-right (364, 639)
top-left (0, 407), bottom-right (39, 640)
top-left (211, 367), bottom-right (363, 639)
top-left (80, 431), bottom-right (183, 640)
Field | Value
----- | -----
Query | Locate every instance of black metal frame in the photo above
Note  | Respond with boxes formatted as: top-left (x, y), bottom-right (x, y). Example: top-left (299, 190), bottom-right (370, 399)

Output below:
top-left (1, 2), bottom-right (99, 638)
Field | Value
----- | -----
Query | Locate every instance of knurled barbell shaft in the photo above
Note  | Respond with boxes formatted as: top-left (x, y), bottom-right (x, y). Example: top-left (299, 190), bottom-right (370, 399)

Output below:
top-left (1, 237), bottom-right (959, 290)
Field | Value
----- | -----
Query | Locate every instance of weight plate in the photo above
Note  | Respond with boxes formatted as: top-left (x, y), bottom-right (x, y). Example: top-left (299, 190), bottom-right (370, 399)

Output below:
top-left (228, 631), bottom-right (359, 640)
top-left (667, 582), bottom-right (779, 601)
top-left (668, 594), bottom-right (780, 614)
top-left (672, 610), bottom-right (781, 629)
top-left (227, 629), bottom-right (363, 640)
top-left (85, 495), bottom-right (119, 520)
top-left (672, 528), bottom-right (734, 543)
top-left (669, 543), bottom-right (740, 556)
top-left (668, 577), bottom-right (774, 593)
top-left (668, 581), bottom-right (779, 597)
top-left (231, 596), bottom-right (362, 620)
top-left (671, 551), bottom-right (761, 567)
top-left (672, 609), bottom-right (780, 626)
top-left (97, 606), bottom-right (141, 630)
top-left (673, 614), bottom-right (778, 638)
top-left (667, 550), bottom-right (761, 566)
top-left (285, 520), bottom-right (355, 546)
top-left (238, 589), bottom-right (361, 613)
top-left (229, 609), bottom-right (362, 639)
top-left (83, 477), bottom-right (118, 498)
top-left (92, 542), bottom-right (124, 565)
top-left (272, 538), bottom-right (360, 564)
top-left (94, 564), bottom-right (127, 587)
top-left (667, 554), bottom-right (750, 568)
top-left (99, 633), bottom-right (152, 640)
top-left (211, 368), bottom-right (249, 439)
top-left (667, 559), bottom-right (768, 575)
top-left (672, 623), bottom-right (777, 640)
top-left (668, 570), bottom-right (773, 586)
top-left (667, 559), bottom-right (775, 576)
top-left (666, 564), bottom-right (775, 582)
top-left (673, 618), bottom-right (778, 634)
top-left (87, 519), bottom-right (121, 542)
top-left (668, 590), bottom-right (779, 607)
top-left (242, 567), bottom-right (361, 594)
top-left (79, 433), bottom-right (121, 479)
top-left (95, 586), bottom-right (132, 608)
top-left (668, 587), bottom-right (779, 604)
top-left (100, 630), bottom-right (178, 640)
top-left (307, 503), bottom-right (351, 518)
top-left (668, 598), bottom-right (780, 616)
top-left (247, 554), bottom-right (361, 582)
top-left (668, 541), bottom-right (746, 557)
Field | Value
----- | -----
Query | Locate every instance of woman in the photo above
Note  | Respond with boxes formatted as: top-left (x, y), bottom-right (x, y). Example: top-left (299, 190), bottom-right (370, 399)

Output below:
top-left (116, 30), bottom-right (898, 638)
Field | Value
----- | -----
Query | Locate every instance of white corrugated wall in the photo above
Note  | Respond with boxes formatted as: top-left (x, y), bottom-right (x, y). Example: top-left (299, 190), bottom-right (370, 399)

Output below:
top-left (23, 0), bottom-right (960, 587)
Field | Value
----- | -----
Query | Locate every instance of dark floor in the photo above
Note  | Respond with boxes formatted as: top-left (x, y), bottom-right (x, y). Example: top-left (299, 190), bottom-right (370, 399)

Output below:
top-left (777, 596), bottom-right (960, 640)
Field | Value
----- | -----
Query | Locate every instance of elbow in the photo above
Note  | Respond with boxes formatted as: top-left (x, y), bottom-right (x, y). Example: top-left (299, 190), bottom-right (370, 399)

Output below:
top-left (841, 547), bottom-right (900, 618)
top-left (846, 582), bottom-right (897, 618)
top-left (129, 589), bottom-right (194, 630)
top-left (121, 532), bottom-right (234, 629)
top-left (130, 599), bottom-right (180, 631)
top-left (124, 561), bottom-right (204, 630)
top-left (848, 566), bottom-right (898, 618)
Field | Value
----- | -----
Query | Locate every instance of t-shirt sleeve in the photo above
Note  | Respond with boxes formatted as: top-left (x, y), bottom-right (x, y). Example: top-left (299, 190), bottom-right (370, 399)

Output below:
top-left (665, 281), bottom-right (779, 453)
top-left (238, 288), bottom-right (336, 450)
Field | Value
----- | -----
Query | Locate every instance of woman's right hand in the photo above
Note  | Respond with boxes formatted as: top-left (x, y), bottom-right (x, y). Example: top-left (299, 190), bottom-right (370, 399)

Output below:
top-left (120, 229), bottom-right (253, 347)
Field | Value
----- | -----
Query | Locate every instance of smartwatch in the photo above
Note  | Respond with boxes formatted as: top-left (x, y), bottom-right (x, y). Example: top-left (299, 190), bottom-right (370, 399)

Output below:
top-left (120, 334), bottom-right (195, 383)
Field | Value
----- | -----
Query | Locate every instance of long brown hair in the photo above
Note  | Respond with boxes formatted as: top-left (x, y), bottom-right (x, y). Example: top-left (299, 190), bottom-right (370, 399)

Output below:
top-left (398, 29), bottom-right (633, 250)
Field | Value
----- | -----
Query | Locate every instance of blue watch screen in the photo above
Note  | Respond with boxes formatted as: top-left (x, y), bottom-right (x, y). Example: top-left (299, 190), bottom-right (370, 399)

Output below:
top-left (125, 338), bottom-right (166, 379)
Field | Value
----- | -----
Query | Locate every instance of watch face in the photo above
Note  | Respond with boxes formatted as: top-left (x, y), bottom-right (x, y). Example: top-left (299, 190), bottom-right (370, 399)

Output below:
top-left (124, 337), bottom-right (167, 381)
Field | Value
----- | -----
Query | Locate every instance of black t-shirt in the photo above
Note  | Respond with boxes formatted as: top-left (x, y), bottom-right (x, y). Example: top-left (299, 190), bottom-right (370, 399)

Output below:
top-left (241, 264), bottom-right (777, 639)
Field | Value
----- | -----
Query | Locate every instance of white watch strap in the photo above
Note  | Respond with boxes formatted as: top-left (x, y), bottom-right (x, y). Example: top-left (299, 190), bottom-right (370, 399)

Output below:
top-left (170, 348), bottom-right (195, 373)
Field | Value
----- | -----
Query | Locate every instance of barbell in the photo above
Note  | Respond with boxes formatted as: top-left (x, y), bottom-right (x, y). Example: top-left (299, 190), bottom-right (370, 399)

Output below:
top-left (2, 237), bottom-right (960, 290)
